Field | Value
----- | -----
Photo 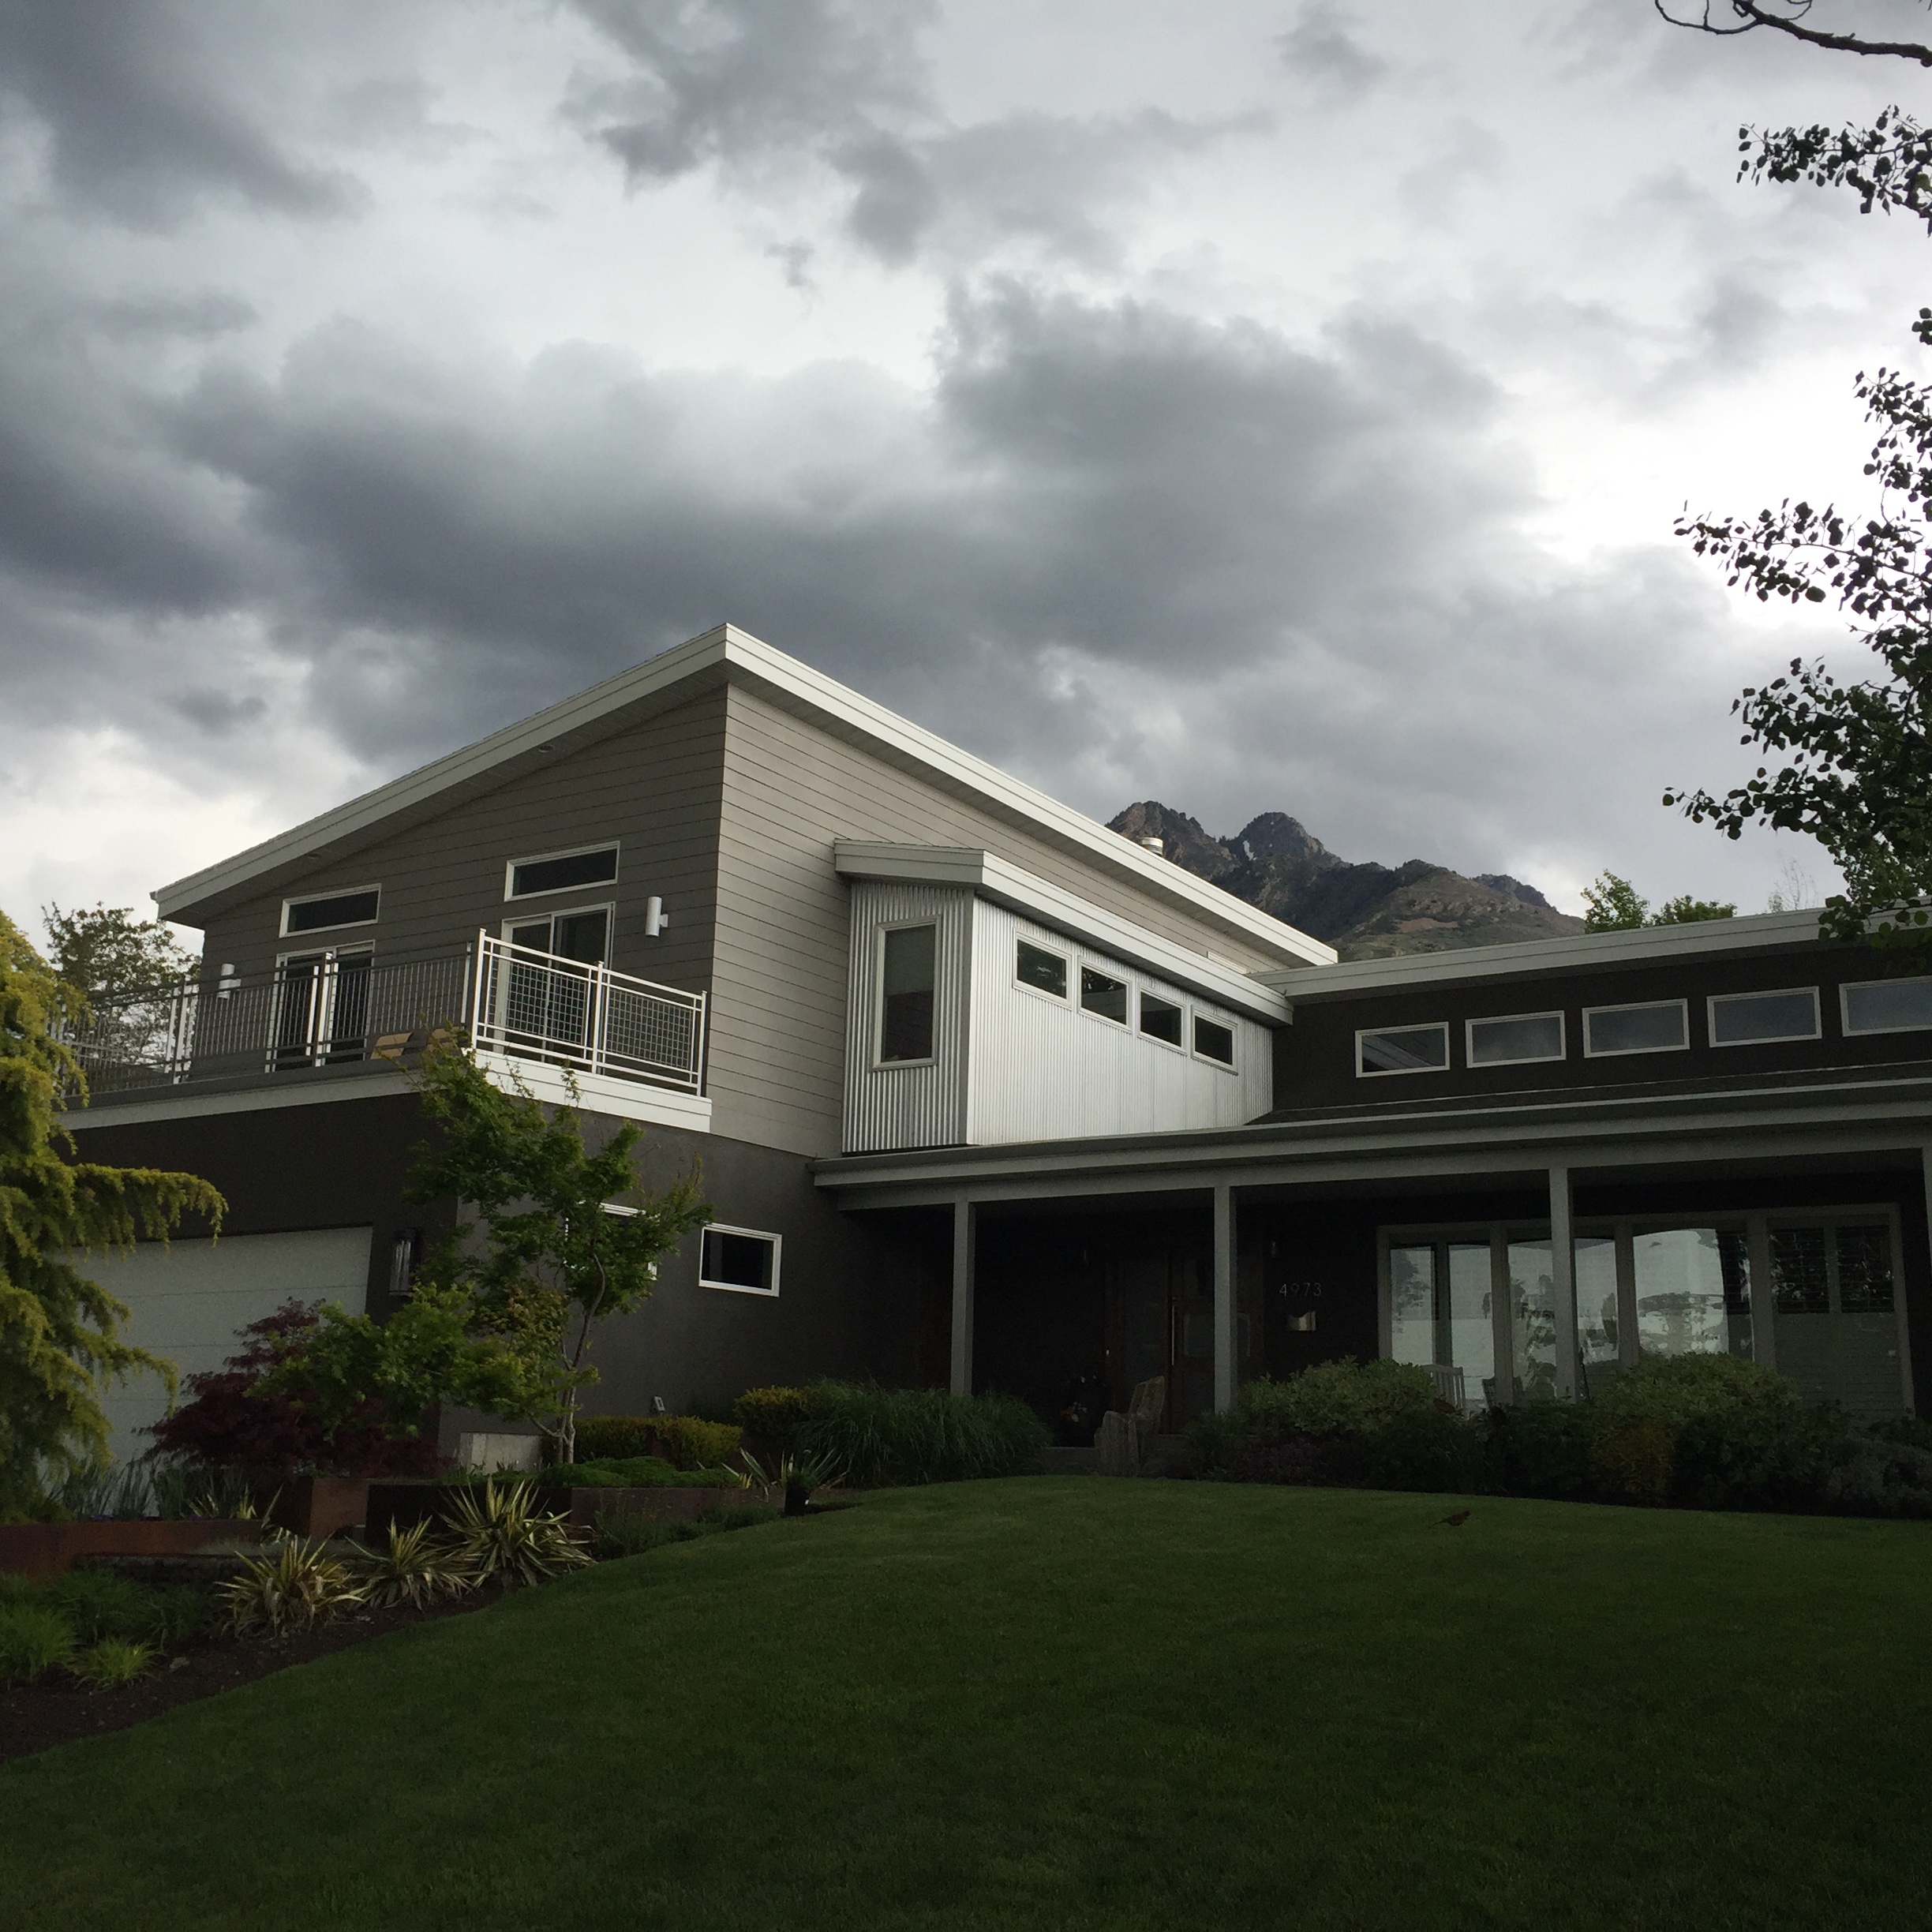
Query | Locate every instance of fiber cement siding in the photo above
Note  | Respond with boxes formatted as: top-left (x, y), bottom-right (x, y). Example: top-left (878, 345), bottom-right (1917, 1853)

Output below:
top-left (194, 691), bottom-right (729, 1013)
top-left (710, 683), bottom-right (1281, 1155)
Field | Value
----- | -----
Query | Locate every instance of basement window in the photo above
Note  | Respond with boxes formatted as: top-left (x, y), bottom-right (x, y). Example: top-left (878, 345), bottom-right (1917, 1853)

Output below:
top-left (878, 923), bottom-right (937, 1064)
top-left (1193, 1014), bottom-right (1236, 1068)
top-left (1140, 990), bottom-right (1184, 1048)
top-left (1582, 999), bottom-right (1688, 1058)
top-left (1357, 1023), bottom-right (1448, 1076)
top-left (1080, 965), bottom-right (1129, 1026)
top-left (698, 1225), bottom-right (781, 1297)
top-left (1467, 1011), bottom-right (1564, 1067)
top-left (1842, 975), bottom-right (1932, 1037)
top-left (507, 844), bottom-right (619, 900)
top-left (281, 887), bottom-right (380, 937)
top-left (1015, 939), bottom-right (1068, 1000)
top-left (1709, 987), bottom-right (1820, 1046)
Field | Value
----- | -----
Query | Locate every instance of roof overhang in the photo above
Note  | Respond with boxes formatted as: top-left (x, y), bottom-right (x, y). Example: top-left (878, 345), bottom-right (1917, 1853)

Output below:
top-left (833, 842), bottom-right (1293, 1024)
top-left (1254, 908), bottom-right (1829, 1006)
top-left (155, 623), bottom-right (1335, 968)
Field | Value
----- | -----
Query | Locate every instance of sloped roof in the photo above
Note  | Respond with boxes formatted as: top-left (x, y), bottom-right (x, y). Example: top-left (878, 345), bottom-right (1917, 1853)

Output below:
top-left (155, 623), bottom-right (1336, 968)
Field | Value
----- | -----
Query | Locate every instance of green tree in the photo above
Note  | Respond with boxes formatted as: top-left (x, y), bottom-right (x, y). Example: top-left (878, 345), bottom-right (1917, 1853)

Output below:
top-left (261, 1280), bottom-right (559, 1447)
top-left (0, 911), bottom-right (223, 1514)
top-left (402, 1037), bottom-right (710, 1463)
top-left (1581, 874), bottom-right (1735, 932)
top-left (1652, 24), bottom-right (1932, 955)
top-left (40, 904), bottom-right (196, 1000)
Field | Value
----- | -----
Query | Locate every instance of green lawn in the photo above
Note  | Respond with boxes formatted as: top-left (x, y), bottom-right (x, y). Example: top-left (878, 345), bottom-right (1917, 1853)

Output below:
top-left (4, 1480), bottom-right (1930, 1931)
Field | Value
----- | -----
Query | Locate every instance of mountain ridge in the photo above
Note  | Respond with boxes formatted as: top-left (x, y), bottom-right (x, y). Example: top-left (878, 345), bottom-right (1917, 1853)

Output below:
top-left (1107, 802), bottom-right (1583, 960)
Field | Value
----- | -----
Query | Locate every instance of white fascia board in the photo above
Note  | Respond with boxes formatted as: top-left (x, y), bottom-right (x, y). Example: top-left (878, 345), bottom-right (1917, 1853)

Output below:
top-left (1257, 908), bottom-right (1828, 1006)
top-left (834, 842), bottom-right (1292, 1024)
top-left (155, 623), bottom-right (1334, 968)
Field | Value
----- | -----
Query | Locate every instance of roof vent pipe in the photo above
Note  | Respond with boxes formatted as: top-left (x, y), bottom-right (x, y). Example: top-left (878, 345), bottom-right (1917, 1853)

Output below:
top-left (1140, 837), bottom-right (1164, 856)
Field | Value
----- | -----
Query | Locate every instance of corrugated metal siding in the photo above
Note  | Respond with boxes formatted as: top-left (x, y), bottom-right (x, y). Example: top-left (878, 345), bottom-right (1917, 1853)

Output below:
top-left (841, 882), bottom-right (973, 1153)
top-left (198, 691), bottom-right (729, 1009)
top-left (965, 900), bottom-right (1273, 1144)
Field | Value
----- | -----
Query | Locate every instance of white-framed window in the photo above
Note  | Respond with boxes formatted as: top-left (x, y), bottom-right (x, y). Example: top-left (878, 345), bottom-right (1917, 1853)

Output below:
top-left (1708, 987), bottom-right (1821, 1047)
top-left (1842, 975), bottom-right (1932, 1037)
top-left (280, 886), bottom-right (380, 938)
top-left (505, 843), bottom-right (619, 901)
top-left (1357, 1023), bottom-right (1449, 1076)
top-left (878, 922), bottom-right (938, 1065)
top-left (698, 1223), bottom-right (781, 1297)
top-left (504, 903), bottom-right (612, 966)
top-left (1140, 989), bottom-right (1185, 1050)
top-left (1080, 964), bottom-right (1130, 1026)
top-left (1014, 938), bottom-right (1068, 1001)
top-left (271, 942), bottom-right (374, 1069)
top-left (1192, 1013), bottom-right (1237, 1069)
top-left (1466, 1011), bottom-right (1565, 1067)
top-left (1582, 998), bottom-right (1688, 1058)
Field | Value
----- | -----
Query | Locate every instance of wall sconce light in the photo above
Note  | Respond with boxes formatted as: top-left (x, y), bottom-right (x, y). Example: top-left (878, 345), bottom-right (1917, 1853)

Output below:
top-left (645, 896), bottom-right (668, 937)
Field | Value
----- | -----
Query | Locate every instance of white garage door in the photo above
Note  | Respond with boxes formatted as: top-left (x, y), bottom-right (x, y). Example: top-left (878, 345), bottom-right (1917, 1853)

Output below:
top-left (71, 1228), bottom-right (373, 1466)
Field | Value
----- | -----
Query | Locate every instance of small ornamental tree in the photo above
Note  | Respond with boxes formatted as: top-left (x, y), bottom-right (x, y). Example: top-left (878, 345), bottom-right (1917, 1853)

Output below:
top-left (403, 1036), bottom-right (710, 1464)
top-left (1581, 874), bottom-right (1736, 932)
top-left (0, 910), bottom-right (223, 1512)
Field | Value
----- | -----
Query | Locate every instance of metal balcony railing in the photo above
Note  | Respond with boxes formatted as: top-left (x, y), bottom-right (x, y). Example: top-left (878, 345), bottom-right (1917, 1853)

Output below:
top-left (62, 932), bottom-right (706, 1102)
top-left (470, 933), bottom-right (706, 1094)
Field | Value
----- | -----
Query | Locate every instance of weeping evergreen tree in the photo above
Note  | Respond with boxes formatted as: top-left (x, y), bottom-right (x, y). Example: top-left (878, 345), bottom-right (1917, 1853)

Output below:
top-left (0, 911), bottom-right (223, 1514)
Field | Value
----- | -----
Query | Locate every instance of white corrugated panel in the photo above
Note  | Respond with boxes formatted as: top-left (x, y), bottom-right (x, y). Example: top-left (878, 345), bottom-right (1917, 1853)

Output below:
top-left (965, 900), bottom-right (1273, 1144)
top-left (69, 1227), bottom-right (373, 1465)
top-left (841, 882), bottom-right (974, 1151)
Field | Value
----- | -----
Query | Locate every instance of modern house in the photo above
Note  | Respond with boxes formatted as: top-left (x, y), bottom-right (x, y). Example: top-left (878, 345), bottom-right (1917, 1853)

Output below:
top-left (65, 624), bottom-right (1930, 1457)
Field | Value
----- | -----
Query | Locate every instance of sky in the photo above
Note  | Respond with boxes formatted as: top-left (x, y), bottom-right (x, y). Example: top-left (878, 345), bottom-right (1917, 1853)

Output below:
top-left (4, 0), bottom-right (1931, 949)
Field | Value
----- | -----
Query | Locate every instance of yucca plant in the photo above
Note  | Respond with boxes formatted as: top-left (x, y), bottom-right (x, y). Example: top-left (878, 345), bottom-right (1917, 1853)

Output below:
top-left (69, 1639), bottom-right (154, 1690)
top-left (443, 1480), bottom-right (590, 1587)
top-left (351, 1519), bottom-right (476, 1609)
top-left (737, 1449), bottom-right (845, 1515)
top-left (218, 1537), bottom-right (365, 1637)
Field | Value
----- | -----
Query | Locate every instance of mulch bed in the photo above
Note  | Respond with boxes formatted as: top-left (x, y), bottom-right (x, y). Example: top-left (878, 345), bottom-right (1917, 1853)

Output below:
top-left (1, 1594), bottom-right (488, 1766)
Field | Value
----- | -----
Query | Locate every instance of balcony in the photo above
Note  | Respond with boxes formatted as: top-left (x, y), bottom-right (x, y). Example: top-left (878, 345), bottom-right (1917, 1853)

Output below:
top-left (64, 932), bottom-right (706, 1103)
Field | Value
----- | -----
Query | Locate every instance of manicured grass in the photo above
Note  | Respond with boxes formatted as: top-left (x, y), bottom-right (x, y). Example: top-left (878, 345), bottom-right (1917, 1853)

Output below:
top-left (3, 1481), bottom-right (1930, 1931)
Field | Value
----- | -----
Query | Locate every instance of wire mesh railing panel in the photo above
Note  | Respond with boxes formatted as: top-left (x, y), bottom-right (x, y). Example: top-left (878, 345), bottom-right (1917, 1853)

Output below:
top-left (472, 936), bottom-right (704, 1094)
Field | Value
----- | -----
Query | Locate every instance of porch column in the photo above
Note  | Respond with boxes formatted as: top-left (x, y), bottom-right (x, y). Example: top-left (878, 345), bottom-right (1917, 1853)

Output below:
top-left (949, 1194), bottom-right (976, 1398)
top-left (1549, 1165), bottom-right (1578, 1401)
top-left (1213, 1178), bottom-right (1237, 1411)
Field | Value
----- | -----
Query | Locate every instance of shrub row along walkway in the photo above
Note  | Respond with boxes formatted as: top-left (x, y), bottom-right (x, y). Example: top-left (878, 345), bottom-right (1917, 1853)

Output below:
top-left (3, 1480), bottom-right (1930, 1932)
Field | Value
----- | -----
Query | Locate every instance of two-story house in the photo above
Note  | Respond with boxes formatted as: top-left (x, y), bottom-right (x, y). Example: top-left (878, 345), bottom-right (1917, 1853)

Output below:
top-left (66, 624), bottom-right (1930, 1455)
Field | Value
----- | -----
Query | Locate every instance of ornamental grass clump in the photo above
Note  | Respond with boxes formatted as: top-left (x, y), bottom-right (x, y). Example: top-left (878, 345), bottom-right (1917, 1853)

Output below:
top-left (219, 1537), bottom-right (365, 1638)
top-left (0, 1602), bottom-right (74, 1683)
top-left (800, 1383), bottom-right (1048, 1487)
top-left (69, 1639), bottom-right (153, 1690)
top-left (444, 1480), bottom-right (590, 1587)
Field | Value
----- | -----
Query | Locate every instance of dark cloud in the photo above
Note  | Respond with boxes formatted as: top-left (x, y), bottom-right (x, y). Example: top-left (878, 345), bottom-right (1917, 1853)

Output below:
top-left (0, 0), bottom-right (365, 227)
top-left (1277, 5), bottom-right (1389, 100)
top-left (570, 0), bottom-right (1265, 267)
top-left (0, 268), bottom-right (1758, 888)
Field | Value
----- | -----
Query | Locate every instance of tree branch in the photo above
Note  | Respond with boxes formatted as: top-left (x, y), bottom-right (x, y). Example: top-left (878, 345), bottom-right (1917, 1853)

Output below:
top-left (1657, 0), bottom-right (1932, 65)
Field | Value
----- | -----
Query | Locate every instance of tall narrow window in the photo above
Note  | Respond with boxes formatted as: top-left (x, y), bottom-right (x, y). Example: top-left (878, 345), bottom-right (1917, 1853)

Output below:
top-left (879, 924), bottom-right (937, 1063)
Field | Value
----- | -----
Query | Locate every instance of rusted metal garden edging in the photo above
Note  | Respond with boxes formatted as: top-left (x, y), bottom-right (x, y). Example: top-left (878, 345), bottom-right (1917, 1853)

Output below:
top-left (0, 1518), bottom-right (261, 1578)
top-left (364, 1481), bottom-right (761, 1541)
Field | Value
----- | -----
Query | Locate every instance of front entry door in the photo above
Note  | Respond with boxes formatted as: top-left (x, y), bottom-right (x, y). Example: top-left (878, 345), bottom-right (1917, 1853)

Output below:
top-left (1110, 1243), bottom-right (1252, 1430)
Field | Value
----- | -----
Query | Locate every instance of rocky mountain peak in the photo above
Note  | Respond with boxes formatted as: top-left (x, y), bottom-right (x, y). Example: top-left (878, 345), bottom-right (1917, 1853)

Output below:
top-left (1105, 801), bottom-right (1582, 960)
